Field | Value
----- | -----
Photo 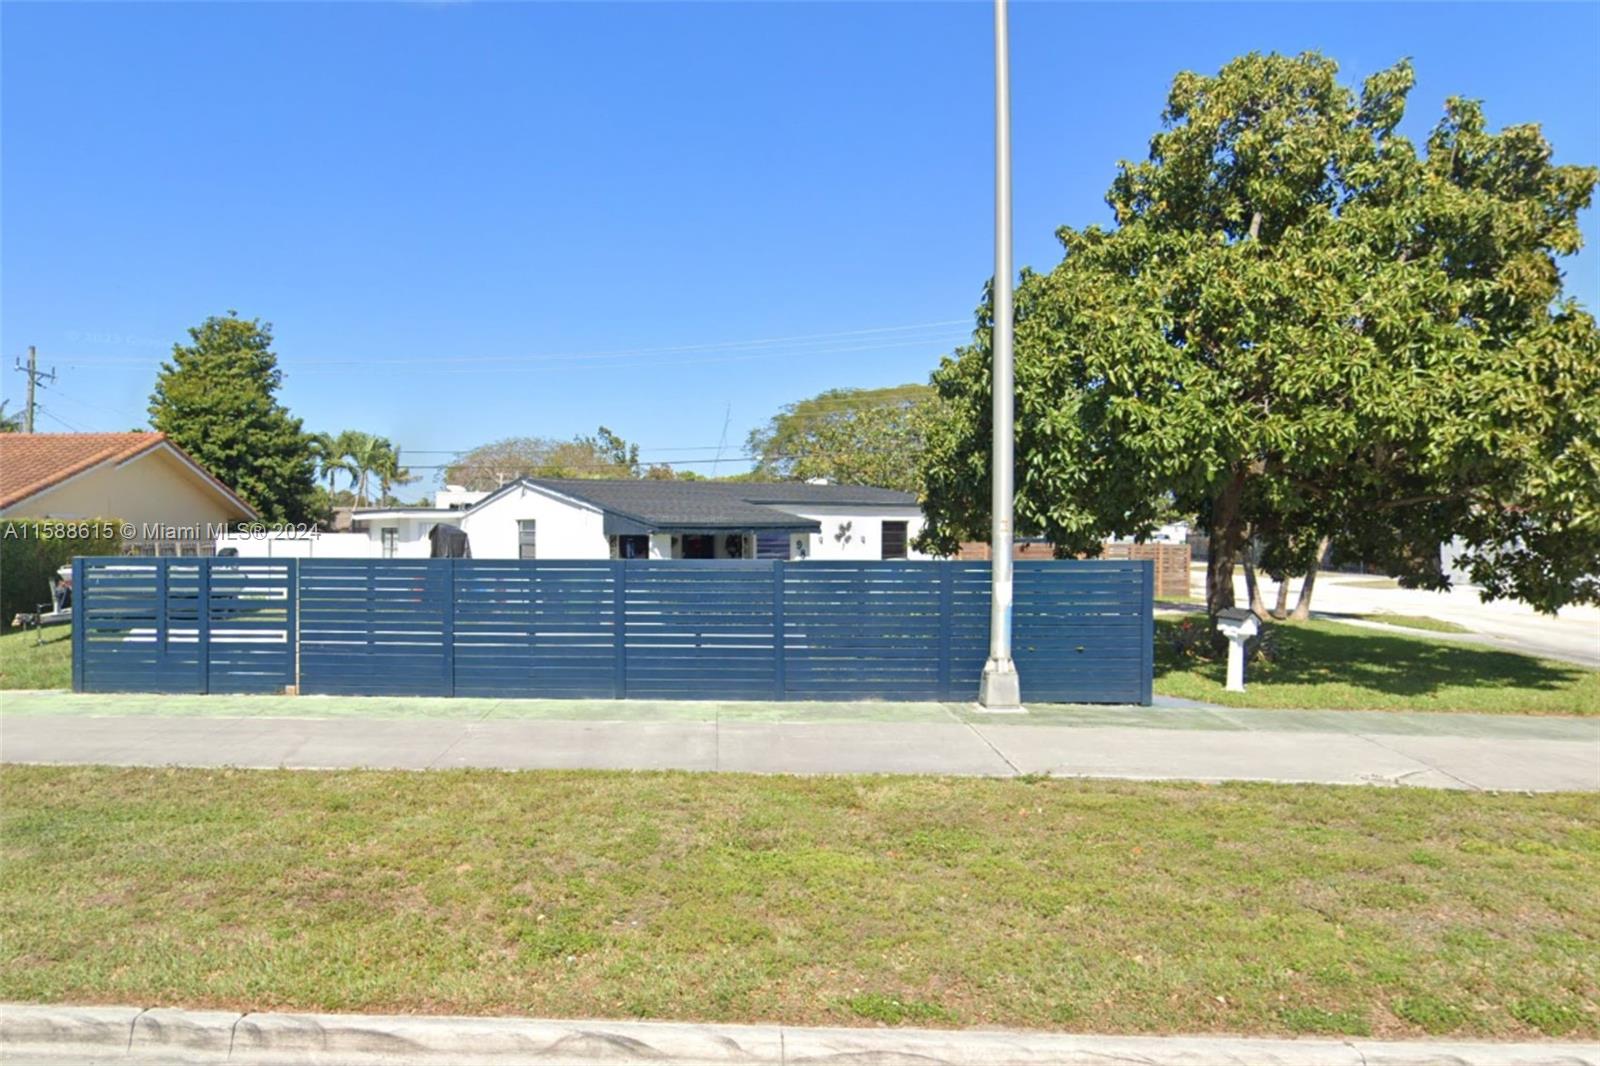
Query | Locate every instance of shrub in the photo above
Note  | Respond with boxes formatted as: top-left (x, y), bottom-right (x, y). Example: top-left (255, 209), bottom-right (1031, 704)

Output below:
top-left (1166, 613), bottom-right (1282, 665)
top-left (0, 518), bottom-right (122, 631)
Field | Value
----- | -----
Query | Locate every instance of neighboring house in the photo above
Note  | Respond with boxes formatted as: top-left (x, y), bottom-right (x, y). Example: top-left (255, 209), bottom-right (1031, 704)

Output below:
top-left (220, 478), bottom-right (931, 561)
top-left (0, 432), bottom-right (257, 554)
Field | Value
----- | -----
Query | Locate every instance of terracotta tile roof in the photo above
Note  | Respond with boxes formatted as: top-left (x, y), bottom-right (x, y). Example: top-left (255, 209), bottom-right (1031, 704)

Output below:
top-left (0, 432), bottom-right (256, 517)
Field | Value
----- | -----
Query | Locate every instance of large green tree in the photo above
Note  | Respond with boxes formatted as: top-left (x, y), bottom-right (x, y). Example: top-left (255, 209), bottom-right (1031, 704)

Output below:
top-left (149, 314), bottom-right (319, 523)
top-left (746, 384), bottom-right (932, 492)
top-left (920, 53), bottom-right (1600, 616)
top-left (444, 426), bottom-right (644, 489)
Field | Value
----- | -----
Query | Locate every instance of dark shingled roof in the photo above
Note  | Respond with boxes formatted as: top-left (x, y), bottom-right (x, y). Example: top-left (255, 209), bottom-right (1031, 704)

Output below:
top-left (512, 478), bottom-right (916, 533)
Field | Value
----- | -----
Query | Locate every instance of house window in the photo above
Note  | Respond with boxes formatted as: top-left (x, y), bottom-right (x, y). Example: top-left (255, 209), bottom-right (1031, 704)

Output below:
top-left (518, 520), bottom-right (537, 560)
top-left (681, 534), bottom-right (715, 559)
top-left (881, 521), bottom-right (908, 560)
top-left (380, 528), bottom-right (398, 558)
top-left (755, 532), bottom-right (791, 560)
top-left (616, 534), bottom-right (649, 559)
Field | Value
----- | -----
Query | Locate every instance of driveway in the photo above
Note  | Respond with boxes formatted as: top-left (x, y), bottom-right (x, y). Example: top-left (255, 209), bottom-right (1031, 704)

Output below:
top-left (1211, 567), bottom-right (1600, 667)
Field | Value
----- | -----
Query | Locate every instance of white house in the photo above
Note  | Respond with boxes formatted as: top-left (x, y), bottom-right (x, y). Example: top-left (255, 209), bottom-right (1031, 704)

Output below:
top-left (219, 478), bottom-right (932, 561)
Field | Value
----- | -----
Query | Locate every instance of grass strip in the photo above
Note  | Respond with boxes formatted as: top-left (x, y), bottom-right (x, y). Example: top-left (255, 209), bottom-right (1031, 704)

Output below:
top-left (3, 766), bottom-right (1595, 1038)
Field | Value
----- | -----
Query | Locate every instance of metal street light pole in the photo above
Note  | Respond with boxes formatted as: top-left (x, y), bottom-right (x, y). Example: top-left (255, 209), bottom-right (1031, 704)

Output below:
top-left (978, 0), bottom-right (1023, 711)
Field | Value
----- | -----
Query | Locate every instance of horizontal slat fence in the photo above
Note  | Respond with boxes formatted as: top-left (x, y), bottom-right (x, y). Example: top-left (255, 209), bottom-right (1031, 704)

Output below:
top-left (73, 557), bottom-right (295, 694)
top-left (454, 561), bottom-right (618, 699)
top-left (298, 560), bottom-right (453, 696)
top-left (74, 558), bottom-right (1152, 704)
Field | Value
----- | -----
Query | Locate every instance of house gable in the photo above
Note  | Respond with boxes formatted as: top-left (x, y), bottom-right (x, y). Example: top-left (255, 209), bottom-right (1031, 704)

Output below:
top-left (0, 433), bottom-right (256, 525)
top-left (457, 481), bottom-right (609, 558)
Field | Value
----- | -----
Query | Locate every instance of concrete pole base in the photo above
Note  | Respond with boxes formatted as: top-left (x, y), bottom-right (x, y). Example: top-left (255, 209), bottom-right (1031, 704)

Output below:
top-left (977, 658), bottom-right (1026, 713)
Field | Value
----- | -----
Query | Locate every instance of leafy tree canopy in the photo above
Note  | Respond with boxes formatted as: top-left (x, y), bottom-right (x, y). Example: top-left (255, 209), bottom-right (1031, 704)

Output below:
top-left (919, 52), bottom-right (1600, 615)
top-left (148, 313), bottom-right (319, 523)
top-left (746, 384), bottom-right (932, 492)
top-left (444, 427), bottom-right (648, 489)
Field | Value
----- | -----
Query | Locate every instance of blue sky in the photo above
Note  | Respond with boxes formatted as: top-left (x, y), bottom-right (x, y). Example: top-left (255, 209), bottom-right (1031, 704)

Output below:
top-left (3, 2), bottom-right (1597, 485)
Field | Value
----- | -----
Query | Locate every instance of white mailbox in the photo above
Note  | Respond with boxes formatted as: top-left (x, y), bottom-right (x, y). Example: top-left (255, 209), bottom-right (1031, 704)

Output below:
top-left (1214, 608), bottom-right (1260, 692)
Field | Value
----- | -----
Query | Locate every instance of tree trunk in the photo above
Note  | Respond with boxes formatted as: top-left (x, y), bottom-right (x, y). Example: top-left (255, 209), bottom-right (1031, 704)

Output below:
top-left (1242, 554), bottom-right (1270, 621)
top-left (1272, 576), bottom-right (1292, 619)
top-left (1289, 536), bottom-right (1332, 621)
top-left (1204, 472), bottom-right (1248, 617)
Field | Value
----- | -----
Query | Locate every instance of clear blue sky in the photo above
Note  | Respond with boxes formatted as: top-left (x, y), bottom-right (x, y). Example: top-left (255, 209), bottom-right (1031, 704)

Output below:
top-left (4, 2), bottom-right (1596, 486)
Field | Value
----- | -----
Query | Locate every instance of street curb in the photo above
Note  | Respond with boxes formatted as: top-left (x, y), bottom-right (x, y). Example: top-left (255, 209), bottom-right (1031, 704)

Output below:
top-left (4, 1003), bottom-right (1599, 1065)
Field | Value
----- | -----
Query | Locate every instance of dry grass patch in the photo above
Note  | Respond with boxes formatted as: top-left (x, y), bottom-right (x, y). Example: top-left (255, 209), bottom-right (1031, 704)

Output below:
top-left (3, 766), bottom-right (1597, 1038)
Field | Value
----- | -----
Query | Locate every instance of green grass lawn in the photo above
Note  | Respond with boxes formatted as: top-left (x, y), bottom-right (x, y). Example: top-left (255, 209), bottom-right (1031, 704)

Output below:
top-left (2, 766), bottom-right (1595, 1039)
top-left (1341, 578), bottom-right (1402, 590)
top-left (1154, 617), bottom-right (1598, 715)
top-left (1350, 613), bottom-right (1471, 634)
top-left (0, 627), bottom-right (69, 690)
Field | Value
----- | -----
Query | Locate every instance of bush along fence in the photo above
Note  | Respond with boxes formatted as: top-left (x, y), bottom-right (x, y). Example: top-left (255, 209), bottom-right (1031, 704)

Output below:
top-left (2, 518), bottom-right (122, 630)
top-left (72, 558), bottom-right (1154, 704)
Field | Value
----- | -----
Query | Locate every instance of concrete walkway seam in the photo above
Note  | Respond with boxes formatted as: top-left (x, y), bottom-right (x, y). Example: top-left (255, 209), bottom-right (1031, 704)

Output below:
top-left (4, 1004), bottom-right (1599, 1066)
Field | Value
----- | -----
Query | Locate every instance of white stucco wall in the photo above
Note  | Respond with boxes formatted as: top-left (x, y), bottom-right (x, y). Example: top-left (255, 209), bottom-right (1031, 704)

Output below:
top-left (363, 516), bottom-right (439, 558)
top-left (458, 483), bottom-right (608, 559)
top-left (217, 531), bottom-right (387, 558)
top-left (434, 485), bottom-right (490, 510)
top-left (215, 493), bottom-right (934, 562)
top-left (786, 506), bottom-right (930, 561)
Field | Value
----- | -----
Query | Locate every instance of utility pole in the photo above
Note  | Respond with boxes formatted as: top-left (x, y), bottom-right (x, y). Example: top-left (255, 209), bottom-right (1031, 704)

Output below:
top-left (978, 0), bottom-right (1023, 712)
top-left (14, 347), bottom-right (56, 433)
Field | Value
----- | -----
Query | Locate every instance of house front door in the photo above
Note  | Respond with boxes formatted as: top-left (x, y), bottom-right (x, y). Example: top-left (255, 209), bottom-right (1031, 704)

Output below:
top-left (681, 534), bottom-right (715, 559)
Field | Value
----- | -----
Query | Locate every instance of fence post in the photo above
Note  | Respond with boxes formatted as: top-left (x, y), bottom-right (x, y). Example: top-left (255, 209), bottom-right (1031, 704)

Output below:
top-left (613, 561), bottom-right (627, 699)
top-left (441, 559), bottom-right (456, 697)
top-left (1140, 559), bottom-right (1154, 706)
top-left (937, 563), bottom-right (954, 701)
top-left (287, 558), bottom-right (300, 695)
top-left (771, 560), bottom-right (786, 701)
top-left (155, 557), bottom-right (169, 653)
top-left (196, 558), bottom-right (211, 694)
top-left (71, 556), bottom-right (86, 693)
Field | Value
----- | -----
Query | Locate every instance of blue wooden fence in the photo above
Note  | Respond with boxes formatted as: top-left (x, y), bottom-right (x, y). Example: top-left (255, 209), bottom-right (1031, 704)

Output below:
top-left (73, 558), bottom-right (1153, 704)
top-left (73, 557), bottom-right (296, 695)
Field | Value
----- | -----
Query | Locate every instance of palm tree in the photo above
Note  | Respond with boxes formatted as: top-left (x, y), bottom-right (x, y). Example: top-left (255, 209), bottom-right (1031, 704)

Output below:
top-left (339, 431), bottom-right (385, 507)
top-left (376, 445), bottom-right (414, 506)
top-left (309, 431), bottom-right (358, 496)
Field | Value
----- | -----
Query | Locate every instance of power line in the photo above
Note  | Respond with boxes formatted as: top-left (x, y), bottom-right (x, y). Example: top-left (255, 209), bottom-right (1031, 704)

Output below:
top-left (391, 390), bottom-right (936, 455)
top-left (396, 449), bottom-right (904, 473)
top-left (34, 406), bottom-right (83, 432)
top-left (305, 318), bottom-right (971, 368)
top-left (50, 336), bottom-right (969, 377)
top-left (40, 386), bottom-right (145, 426)
top-left (41, 319), bottom-right (974, 371)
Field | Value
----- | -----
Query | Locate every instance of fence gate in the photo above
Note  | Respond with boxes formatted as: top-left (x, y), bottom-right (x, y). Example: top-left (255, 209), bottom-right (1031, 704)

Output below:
top-left (74, 558), bottom-right (1153, 704)
top-left (73, 557), bottom-right (295, 694)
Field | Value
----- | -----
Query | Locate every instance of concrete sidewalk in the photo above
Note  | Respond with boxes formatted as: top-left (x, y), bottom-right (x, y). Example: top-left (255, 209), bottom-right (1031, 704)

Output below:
top-left (5, 1003), bottom-right (1597, 1066)
top-left (4, 691), bottom-right (1596, 790)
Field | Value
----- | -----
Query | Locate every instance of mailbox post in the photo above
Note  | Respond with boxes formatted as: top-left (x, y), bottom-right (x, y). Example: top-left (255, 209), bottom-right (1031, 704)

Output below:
top-left (1214, 608), bottom-right (1260, 692)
